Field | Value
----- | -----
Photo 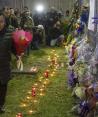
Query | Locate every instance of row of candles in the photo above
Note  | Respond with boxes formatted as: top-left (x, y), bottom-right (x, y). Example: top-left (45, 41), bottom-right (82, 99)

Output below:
top-left (16, 50), bottom-right (60, 117)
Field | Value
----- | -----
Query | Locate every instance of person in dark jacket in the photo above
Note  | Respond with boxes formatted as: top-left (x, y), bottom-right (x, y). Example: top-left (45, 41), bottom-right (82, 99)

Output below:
top-left (50, 21), bottom-right (64, 46)
top-left (9, 8), bottom-right (19, 28)
top-left (31, 26), bottom-right (41, 50)
top-left (2, 7), bottom-right (18, 29)
top-left (20, 10), bottom-right (34, 55)
top-left (0, 12), bottom-right (16, 114)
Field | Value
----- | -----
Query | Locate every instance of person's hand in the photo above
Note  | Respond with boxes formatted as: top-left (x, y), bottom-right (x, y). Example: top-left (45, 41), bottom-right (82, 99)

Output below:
top-left (16, 53), bottom-right (24, 60)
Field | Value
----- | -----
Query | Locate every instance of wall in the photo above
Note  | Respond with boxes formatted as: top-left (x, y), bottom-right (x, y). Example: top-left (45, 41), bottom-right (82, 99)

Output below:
top-left (24, 0), bottom-right (75, 14)
top-left (0, 0), bottom-right (24, 10)
top-left (0, 0), bottom-right (75, 13)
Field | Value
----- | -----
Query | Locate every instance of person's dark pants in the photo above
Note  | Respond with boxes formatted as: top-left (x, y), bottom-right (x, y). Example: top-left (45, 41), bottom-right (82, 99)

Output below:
top-left (32, 40), bottom-right (39, 50)
top-left (0, 82), bottom-right (8, 109)
top-left (26, 44), bottom-right (31, 56)
top-left (46, 35), bottom-right (51, 46)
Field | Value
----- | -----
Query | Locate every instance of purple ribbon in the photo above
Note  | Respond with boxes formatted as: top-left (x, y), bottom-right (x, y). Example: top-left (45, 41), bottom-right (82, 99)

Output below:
top-left (92, 17), bottom-right (98, 19)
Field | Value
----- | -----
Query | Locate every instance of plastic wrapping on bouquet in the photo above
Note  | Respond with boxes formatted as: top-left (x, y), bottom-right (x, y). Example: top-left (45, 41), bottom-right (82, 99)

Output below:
top-left (69, 58), bottom-right (75, 66)
top-left (79, 101), bottom-right (90, 117)
top-left (68, 69), bottom-right (76, 87)
top-left (12, 30), bottom-right (33, 56)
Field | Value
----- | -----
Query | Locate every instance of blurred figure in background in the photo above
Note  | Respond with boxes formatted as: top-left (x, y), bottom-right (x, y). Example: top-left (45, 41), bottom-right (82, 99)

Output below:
top-left (9, 8), bottom-right (19, 28)
top-left (20, 10), bottom-right (34, 31)
top-left (65, 10), bottom-right (70, 22)
top-left (45, 7), bottom-right (63, 46)
top-left (20, 9), bottom-right (34, 55)
top-left (50, 21), bottom-right (64, 47)
top-left (63, 10), bottom-right (71, 37)
top-left (2, 7), bottom-right (18, 29)
top-left (31, 25), bottom-right (45, 50)
top-left (14, 8), bottom-right (21, 27)
top-left (2, 7), bottom-right (11, 28)
top-left (0, 12), bottom-right (16, 114)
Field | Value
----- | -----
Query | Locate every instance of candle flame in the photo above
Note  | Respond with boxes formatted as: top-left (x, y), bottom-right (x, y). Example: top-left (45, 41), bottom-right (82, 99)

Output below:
top-left (20, 103), bottom-right (27, 107)
top-left (40, 93), bottom-right (44, 96)
top-left (27, 91), bottom-right (32, 94)
top-left (34, 100), bottom-right (38, 103)
top-left (26, 96), bottom-right (32, 100)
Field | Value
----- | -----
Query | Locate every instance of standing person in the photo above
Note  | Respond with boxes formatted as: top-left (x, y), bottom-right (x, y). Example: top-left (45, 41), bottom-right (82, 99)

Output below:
top-left (50, 21), bottom-right (64, 46)
top-left (80, 5), bottom-right (89, 26)
top-left (20, 10), bottom-right (34, 31)
top-left (14, 8), bottom-right (21, 28)
top-left (2, 7), bottom-right (11, 28)
top-left (63, 10), bottom-right (71, 36)
top-left (0, 12), bottom-right (16, 114)
top-left (31, 26), bottom-right (41, 50)
top-left (64, 10), bottom-right (70, 23)
top-left (20, 10), bottom-right (34, 55)
top-left (2, 7), bottom-right (18, 29)
top-left (9, 8), bottom-right (19, 29)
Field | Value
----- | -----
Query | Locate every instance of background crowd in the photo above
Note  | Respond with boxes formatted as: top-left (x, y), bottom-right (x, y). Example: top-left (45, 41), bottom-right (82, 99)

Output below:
top-left (0, 6), bottom-right (67, 52)
top-left (0, 5), bottom-right (89, 53)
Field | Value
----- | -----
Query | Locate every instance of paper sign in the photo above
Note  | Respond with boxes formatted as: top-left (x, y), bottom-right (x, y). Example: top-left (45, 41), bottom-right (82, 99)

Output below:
top-left (88, 0), bottom-right (95, 31)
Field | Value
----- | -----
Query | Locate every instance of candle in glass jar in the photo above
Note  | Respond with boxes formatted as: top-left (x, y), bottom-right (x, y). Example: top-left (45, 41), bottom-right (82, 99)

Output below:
top-left (44, 70), bottom-right (49, 78)
top-left (16, 113), bottom-right (23, 117)
top-left (32, 87), bottom-right (36, 97)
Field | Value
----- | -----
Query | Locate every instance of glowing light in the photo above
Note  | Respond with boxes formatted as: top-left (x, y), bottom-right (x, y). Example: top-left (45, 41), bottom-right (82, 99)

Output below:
top-left (33, 100), bottom-right (38, 103)
top-left (28, 110), bottom-right (37, 114)
top-left (40, 88), bottom-right (44, 92)
top-left (36, 4), bottom-right (44, 13)
top-left (18, 51), bottom-right (59, 117)
top-left (42, 85), bottom-right (45, 88)
top-left (50, 74), bottom-right (54, 77)
top-left (20, 103), bottom-right (27, 107)
top-left (39, 79), bottom-right (42, 82)
top-left (40, 93), bottom-right (44, 96)
top-left (43, 81), bottom-right (47, 85)
top-left (26, 96), bottom-right (32, 100)
top-left (45, 79), bottom-right (49, 81)
top-left (34, 83), bottom-right (38, 86)
top-left (48, 65), bottom-right (51, 67)
top-left (28, 109), bottom-right (36, 115)
top-left (52, 49), bottom-right (55, 52)
top-left (27, 91), bottom-right (32, 94)
top-left (38, 77), bottom-right (43, 82)
top-left (54, 69), bottom-right (57, 71)
top-left (28, 110), bottom-right (33, 114)
top-left (48, 56), bottom-right (51, 61)
top-left (52, 71), bottom-right (55, 74)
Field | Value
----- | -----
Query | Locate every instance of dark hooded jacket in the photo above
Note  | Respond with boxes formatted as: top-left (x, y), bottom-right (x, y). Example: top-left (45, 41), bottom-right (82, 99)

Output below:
top-left (0, 27), bottom-right (16, 84)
